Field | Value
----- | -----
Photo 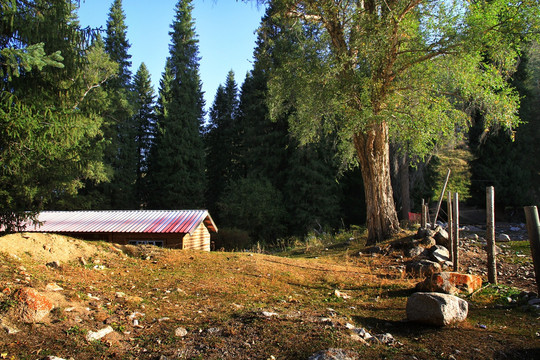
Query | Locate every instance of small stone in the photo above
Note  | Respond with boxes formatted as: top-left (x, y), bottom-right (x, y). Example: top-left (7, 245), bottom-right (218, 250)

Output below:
top-left (262, 311), bottom-right (278, 317)
top-left (46, 261), bottom-right (61, 269)
top-left (334, 290), bottom-right (351, 299)
top-left (1, 320), bottom-right (20, 334)
top-left (174, 327), bottom-right (188, 337)
top-left (86, 326), bottom-right (114, 342)
top-left (430, 245), bottom-right (450, 263)
top-left (497, 234), bottom-right (511, 242)
top-left (352, 327), bottom-right (373, 340)
top-left (207, 327), bottom-right (221, 334)
top-left (45, 283), bottom-right (64, 292)
top-left (372, 333), bottom-right (395, 345)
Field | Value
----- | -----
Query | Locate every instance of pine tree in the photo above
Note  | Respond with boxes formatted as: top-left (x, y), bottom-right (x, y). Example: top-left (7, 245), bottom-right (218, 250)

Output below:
top-left (205, 71), bottom-right (239, 216)
top-left (132, 63), bottom-right (156, 207)
top-left (146, 0), bottom-right (206, 209)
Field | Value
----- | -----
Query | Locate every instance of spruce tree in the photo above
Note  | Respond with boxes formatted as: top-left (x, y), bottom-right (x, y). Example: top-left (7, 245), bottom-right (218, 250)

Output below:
top-left (146, 0), bottom-right (206, 209)
top-left (205, 71), bottom-right (239, 216)
top-left (132, 63), bottom-right (156, 207)
top-left (0, 0), bottom-right (115, 229)
top-left (284, 137), bottom-right (342, 235)
top-left (105, 0), bottom-right (132, 89)
top-left (103, 0), bottom-right (136, 209)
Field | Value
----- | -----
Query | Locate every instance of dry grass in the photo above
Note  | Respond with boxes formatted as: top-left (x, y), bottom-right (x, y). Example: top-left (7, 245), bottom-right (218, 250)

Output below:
top-left (0, 232), bottom-right (539, 359)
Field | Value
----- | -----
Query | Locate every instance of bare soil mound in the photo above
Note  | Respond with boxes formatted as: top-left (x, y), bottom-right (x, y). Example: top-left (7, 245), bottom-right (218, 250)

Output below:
top-left (0, 232), bottom-right (105, 263)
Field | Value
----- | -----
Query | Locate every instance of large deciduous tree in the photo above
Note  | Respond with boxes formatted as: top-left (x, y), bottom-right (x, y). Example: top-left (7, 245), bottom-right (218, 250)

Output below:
top-left (260, 0), bottom-right (539, 244)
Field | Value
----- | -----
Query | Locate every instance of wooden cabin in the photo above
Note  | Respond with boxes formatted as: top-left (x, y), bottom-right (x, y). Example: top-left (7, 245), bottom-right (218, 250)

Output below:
top-left (21, 210), bottom-right (217, 251)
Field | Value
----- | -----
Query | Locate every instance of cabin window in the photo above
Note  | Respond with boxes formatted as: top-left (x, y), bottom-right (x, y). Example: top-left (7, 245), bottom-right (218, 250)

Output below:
top-left (128, 240), bottom-right (164, 247)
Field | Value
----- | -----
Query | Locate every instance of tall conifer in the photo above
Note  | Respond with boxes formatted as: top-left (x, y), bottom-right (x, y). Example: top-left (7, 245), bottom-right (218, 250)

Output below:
top-left (0, 0), bottom-right (115, 228)
top-left (205, 71), bottom-right (239, 216)
top-left (146, 0), bottom-right (206, 209)
top-left (103, 0), bottom-right (136, 209)
top-left (132, 63), bottom-right (156, 206)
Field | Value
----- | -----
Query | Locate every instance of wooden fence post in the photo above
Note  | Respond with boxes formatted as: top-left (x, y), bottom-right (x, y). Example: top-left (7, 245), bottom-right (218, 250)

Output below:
top-left (453, 192), bottom-right (459, 271)
top-left (486, 186), bottom-right (497, 284)
top-left (421, 199), bottom-right (426, 229)
top-left (524, 206), bottom-right (540, 294)
top-left (447, 191), bottom-right (453, 263)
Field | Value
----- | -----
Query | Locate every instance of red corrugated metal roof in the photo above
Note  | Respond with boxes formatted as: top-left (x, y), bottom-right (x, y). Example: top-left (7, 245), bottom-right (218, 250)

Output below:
top-left (21, 210), bottom-right (217, 235)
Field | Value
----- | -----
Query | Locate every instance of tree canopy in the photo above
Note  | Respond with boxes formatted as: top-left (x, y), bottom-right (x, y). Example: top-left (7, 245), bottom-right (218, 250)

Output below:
top-left (256, 0), bottom-right (540, 243)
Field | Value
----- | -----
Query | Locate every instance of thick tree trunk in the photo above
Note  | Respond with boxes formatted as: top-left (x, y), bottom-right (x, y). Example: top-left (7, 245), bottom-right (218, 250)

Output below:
top-left (353, 122), bottom-right (400, 245)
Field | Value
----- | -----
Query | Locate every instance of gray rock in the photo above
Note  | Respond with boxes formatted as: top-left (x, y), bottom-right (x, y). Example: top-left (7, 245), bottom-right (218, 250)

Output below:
top-left (416, 228), bottom-right (435, 239)
top-left (406, 292), bottom-right (468, 326)
top-left (497, 234), bottom-right (511, 242)
top-left (372, 333), bottom-right (396, 345)
top-left (528, 298), bottom-right (540, 306)
top-left (406, 259), bottom-right (442, 277)
top-left (430, 245), bottom-right (450, 263)
top-left (421, 236), bottom-right (436, 247)
top-left (406, 246), bottom-right (425, 258)
top-left (433, 227), bottom-right (449, 247)
top-left (308, 348), bottom-right (356, 360)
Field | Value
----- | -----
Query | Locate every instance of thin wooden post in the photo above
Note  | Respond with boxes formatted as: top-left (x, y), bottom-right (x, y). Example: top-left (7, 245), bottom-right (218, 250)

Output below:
top-left (453, 192), bottom-right (459, 271)
top-left (524, 206), bottom-right (540, 294)
top-left (432, 169), bottom-right (451, 229)
top-left (486, 186), bottom-right (497, 284)
top-left (447, 191), bottom-right (453, 263)
top-left (421, 199), bottom-right (426, 228)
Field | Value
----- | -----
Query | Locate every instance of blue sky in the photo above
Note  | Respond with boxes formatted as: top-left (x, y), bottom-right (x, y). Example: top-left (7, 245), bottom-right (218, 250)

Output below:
top-left (77, 0), bottom-right (266, 112)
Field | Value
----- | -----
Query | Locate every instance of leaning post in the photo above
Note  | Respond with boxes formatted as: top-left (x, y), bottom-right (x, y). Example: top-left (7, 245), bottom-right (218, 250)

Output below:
top-left (486, 186), bottom-right (497, 284)
top-left (432, 168), bottom-right (451, 229)
top-left (524, 206), bottom-right (540, 294)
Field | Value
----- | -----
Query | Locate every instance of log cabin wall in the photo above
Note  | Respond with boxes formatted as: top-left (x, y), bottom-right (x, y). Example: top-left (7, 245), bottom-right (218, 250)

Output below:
top-left (182, 223), bottom-right (211, 251)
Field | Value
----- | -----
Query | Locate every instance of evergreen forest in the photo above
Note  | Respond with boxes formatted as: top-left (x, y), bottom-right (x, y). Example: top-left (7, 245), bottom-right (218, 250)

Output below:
top-left (1, 0), bottom-right (539, 247)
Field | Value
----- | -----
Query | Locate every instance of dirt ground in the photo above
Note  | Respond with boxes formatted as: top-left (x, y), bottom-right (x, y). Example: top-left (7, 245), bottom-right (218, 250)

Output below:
top-left (0, 232), bottom-right (538, 360)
